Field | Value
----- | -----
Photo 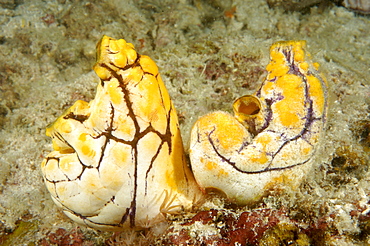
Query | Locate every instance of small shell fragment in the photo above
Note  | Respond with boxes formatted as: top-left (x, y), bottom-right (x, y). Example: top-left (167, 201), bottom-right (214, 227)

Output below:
top-left (343, 0), bottom-right (370, 14)
top-left (41, 36), bottom-right (201, 231)
top-left (189, 41), bottom-right (328, 206)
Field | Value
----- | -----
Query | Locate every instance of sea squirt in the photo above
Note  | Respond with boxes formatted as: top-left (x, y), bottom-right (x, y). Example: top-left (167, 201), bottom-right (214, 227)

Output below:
top-left (189, 41), bottom-right (328, 205)
top-left (41, 36), bottom-right (202, 231)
